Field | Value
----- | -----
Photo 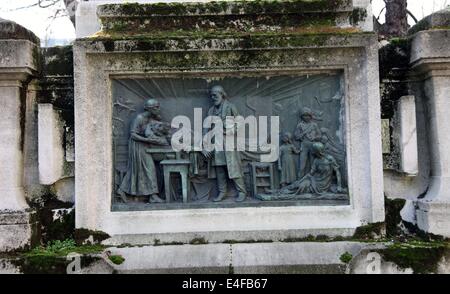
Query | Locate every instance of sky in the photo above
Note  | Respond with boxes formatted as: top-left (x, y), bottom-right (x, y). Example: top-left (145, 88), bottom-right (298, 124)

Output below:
top-left (0, 0), bottom-right (449, 46)
top-left (372, 0), bottom-right (449, 24)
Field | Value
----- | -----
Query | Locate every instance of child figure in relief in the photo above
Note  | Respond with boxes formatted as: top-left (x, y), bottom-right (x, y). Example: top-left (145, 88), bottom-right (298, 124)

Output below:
top-left (144, 121), bottom-right (171, 147)
top-left (278, 132), bottom-right (301, 187)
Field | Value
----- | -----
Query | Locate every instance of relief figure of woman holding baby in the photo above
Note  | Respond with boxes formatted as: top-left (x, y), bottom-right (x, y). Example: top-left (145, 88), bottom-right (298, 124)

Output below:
top-left (116, 99), bottom-right (170, 203)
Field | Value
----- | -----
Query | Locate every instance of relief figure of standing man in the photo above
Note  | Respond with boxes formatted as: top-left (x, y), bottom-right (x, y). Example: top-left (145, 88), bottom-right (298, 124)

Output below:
top-left (294, 107), bottom-right (322, 179)
top-left (202, 85), bottom-right (247, 202)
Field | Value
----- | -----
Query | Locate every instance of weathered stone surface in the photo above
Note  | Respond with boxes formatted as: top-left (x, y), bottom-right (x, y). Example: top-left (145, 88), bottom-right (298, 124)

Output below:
top-left (0, 18), bottom-right (40, 44)
top-left (0, 19), bottom-right (40, 251)
top-left (74, 1), bottom-right (384, 241)
top-left (382, 10), bottom-right (450, 238)
top-left (38, 104), bottom-right (66, 185)
top-left (76, 0), bottom-right (373, 38)
top-left (408, 7), bottom-right (450, 35)
top-left (406, 10), bottom-right (450, 237)
top-left (102, 228), bottom-right (356, 246)
top-left (23, 81), bottom-right (49, 200)
top-left (0, 79), bottom-right (30, 211)
top-left (0, 211), bottom-right (38, 252)
top-left (416, 202), bottom-right (450, 237)
top-left (105, 241), bottom-right (362, 274)
top-left (0, 259), bottom-right (21, 274)
top-left (396, 95), bottom-right (418, 176)
top-left (39, 46), bottom-right (75, 189)
top-left (382, 48), bottom-right (430, 203)
top-left (1, 240), bottom-right (448, 274)
top-left (410, 30), bottom-right (450, 65)
top-left (97, 0), bottom-right (357, 36)
top-left (0, 19), bottom-right (39, 212)
top-left (51, 178), bottom-right (75, 203)
top-left (349, 248), bottom-right (414, 274)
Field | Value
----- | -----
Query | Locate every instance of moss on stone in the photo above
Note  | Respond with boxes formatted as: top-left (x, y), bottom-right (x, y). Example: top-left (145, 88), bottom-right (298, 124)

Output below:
top-left (223, 239), bottom-right (273, 244)
top-left (108, 254), bottom-right (125, 265)
top-left (379, 37), bottom-right (410, 119)
top-left (377, 241), bottom-right (448, 274)
top-left (349, 8), bottom-right (367, 26)
top-left (101, 13), bottom-right (341, 35)
top-left (8, 238), bottom-right (105, 274)
top-left (87, 31), bottom-right (363, 57)
top-left (100, 0), bottom-right (351, 17)
top-left (0, 18), bottom-right (40, 44)
top-left (42, 46), bottom-right (73, 76)
top-left (152, 239), bottom-right (184, 246)
top-left (74, 228), bottom-right (110, 246)
top-left (385, 197), bottom-right (406, 237)
top-left (96, 0), bottom-right (357, 37)
top-left (24, 239), bottom-right (105, 257)
top-left (189, 237), bottom-right (208, 245)
top-left (10, 254), bottom-right (102, 274)
top-left (29, 194), bottom-right (74, 244)
top-left (352, 222), bottom-right (386, 240)
top-left (340, 251), bottom-right (353, 263)
top-left (281, 234), bottom-right (351, 242)
top-left (37, 45), bottom-right (74, 138)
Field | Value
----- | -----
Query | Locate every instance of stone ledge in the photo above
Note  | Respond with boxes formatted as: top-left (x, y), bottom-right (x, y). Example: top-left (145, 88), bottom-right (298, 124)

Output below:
top-left (0, 211), bottom-right (38, 252)
top-left (78, 32), bottom-right (376, 53)
top-left (106, 241), bottom-right (363, 274)
top-left (99, 0), bottom-right (354, 17)
top-left (410, 29), bottom-right (450, 65)
top-left (416, 201), bottom-right (450, 237)
top-left (102, 228), bottom-right (357, 246)
top-left (0, 211), bottom-right (36, 225)
top-left (96, 0), bottom-right (366, 36)
top-left (2, 241), bottom-right (449, 274)
top-left (0, 40), bottom-right (40, 74)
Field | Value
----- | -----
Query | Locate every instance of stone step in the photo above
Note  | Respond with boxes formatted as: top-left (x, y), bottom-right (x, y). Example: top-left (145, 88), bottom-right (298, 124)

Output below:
top-left (107, 241), bottom-right (363, 274)
top-left (2, 241), bottom-right (450, 274)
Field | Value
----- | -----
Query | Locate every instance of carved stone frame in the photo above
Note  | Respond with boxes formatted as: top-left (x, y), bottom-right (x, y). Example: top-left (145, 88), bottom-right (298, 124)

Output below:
top-left (74, 34), bottom-right (384, 243)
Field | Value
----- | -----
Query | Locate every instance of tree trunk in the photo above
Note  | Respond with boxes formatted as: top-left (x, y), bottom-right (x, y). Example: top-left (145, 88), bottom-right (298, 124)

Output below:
top-left (382, 0), bottom-right (408, 37)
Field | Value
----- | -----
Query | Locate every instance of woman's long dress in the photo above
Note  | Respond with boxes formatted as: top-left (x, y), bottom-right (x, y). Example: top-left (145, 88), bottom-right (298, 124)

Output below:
top-left (119, 115), bottom-right (158, 196)
top-left (279, 144), bottom-right (297, 185)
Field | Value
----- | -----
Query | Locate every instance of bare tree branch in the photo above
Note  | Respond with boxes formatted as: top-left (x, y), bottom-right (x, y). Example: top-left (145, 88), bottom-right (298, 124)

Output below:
top-left (38, 0), bottom-right (60, 9)
top-left (407, 9), bottom-right (419, 24)
top-left (377, 6), bottom-right (386, 21)
top-left (5, 2), bottom-right (40, 11)
top-left (6, 0), bottom-right (60, 11)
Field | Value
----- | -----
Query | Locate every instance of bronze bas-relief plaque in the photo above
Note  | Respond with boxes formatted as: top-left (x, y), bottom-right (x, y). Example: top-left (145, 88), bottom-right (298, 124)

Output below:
top-left (111, 73), bottom-right (348, 211)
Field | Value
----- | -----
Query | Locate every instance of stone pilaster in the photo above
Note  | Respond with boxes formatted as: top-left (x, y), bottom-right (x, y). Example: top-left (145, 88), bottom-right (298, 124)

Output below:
top-left (409, 9), bottom-right (450, 237)
top-left (0, 18), bottom-right (40, 251)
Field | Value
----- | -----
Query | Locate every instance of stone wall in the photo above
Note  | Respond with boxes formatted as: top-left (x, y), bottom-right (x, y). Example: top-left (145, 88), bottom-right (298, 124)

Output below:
top-left (1, 1), bottom-right (450, 257)
top-left (74, 0), bottom-right (374, 38)
top-left (381, 8), bottom-right (450, 237)
top-left (0, 18), bottom-right (74, 251)
top-left (73, 0), bottom-right (384, 243)
top-left (24, 46), bottom-right (75, 203)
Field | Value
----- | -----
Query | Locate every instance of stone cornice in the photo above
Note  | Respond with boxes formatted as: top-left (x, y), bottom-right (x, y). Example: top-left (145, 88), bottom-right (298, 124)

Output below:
top-left (0, 39), bottom-right (40, 77)
top-left (410, 58), bottom-right (450, 79)
top-left (94, 0), bottom-right (368, 39)
top-left (0, 69), bottom-right (34, 84)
